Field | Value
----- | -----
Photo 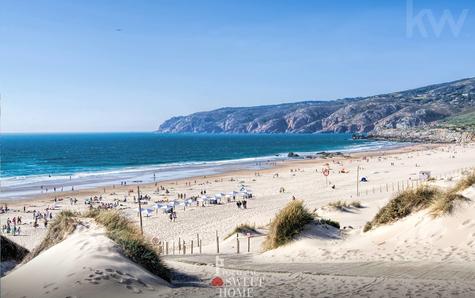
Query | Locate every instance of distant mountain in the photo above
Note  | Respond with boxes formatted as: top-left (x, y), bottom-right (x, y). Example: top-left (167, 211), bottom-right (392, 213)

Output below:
top-left (157, 78), bottom-right (475, 134)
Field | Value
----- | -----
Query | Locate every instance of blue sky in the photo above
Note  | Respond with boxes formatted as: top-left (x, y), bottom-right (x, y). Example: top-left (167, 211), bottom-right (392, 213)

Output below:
top-left (1, 0), bottom-right (474, 132)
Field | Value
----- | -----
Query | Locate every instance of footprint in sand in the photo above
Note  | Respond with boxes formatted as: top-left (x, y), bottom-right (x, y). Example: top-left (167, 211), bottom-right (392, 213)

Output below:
top-left (462, 219), bottom-right (471, 226)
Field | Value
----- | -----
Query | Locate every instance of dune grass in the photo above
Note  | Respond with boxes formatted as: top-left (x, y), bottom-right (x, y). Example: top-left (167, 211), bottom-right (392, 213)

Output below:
top-left (450, 171), bottom-right (475, 193)
top-left (364, 186), bottom-right (440, 232)
top-left (85, 209), bottom-right (171, 282)
top-left (224, 224), bottom-right (258, 240)
top-left (1, 236), bottom-right (29, 262)
top-left (328, 200), bottom-right (363, 210)
top-left (22, 210), bottom-right (78, 263)
top-left (429, 170), bottom-right (474, 217)
top-left (263, 200), bottom-right (314, 250)
top-left (365, 171), bottom-right (475, 232)
top-left (317, 218), bottom-right (340, 229)
top-left (328, 200), bottom-right (349, 210)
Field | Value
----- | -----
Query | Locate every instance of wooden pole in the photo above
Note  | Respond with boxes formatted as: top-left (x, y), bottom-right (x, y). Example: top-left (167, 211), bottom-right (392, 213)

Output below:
top-left (247, 235), bottom-right (250, 253)
top-left (137, 186), bottom-right (143, 235)
top-left (197, 233), bottom-right (199, 247)
top-left (166, 241), bottom-right (169, 255)
top-left (199, 239), bottom-right (202, 254)
top-left (183, 240), bottom-right (186, 255)
top-left (191, 240), bottom-right (194, 254)
top-left (216, 230), bottom-right (220, 254)
top-left (236, 234), bottom-right (240, 254)
top-left (179, 237), bottom-right (181, 252)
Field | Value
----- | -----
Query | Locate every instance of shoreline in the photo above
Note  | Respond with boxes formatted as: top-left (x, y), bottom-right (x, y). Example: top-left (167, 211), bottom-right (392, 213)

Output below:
top-left (0, 140), bottom-right (410, 201)
top-left (0, 142), bottom-right (434, 206)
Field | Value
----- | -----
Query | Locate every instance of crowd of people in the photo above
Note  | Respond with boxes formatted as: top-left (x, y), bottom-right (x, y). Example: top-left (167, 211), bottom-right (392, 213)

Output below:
top-left (2, 216), bottom-right (22, 236)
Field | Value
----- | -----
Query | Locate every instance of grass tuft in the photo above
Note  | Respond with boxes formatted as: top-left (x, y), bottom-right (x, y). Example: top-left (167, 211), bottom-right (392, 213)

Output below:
top-left (225, 224), bottom-right (258, 240)
top-left (328, 200), bottom-right (363, 210)
top-left (450, 171), bottom-right (475, 193)
top-left (429, 171), bottom-right (474, 217)
top-left (263, 200), bottom-right (314, 250)
top-left (349, 201), bottom-right (363, 208)
top-left (364, 186), bottom-right (440, 232)
top-left (22, 210), bottom-right (78, 263)
top-left (328, 200), bottom-right (348, 210)
top-left (86, 210), bottom-right (171, 282)
top-left (430, 193), bottom-right (470, 217)
top-left (317, 218), bottom-right (340, 229)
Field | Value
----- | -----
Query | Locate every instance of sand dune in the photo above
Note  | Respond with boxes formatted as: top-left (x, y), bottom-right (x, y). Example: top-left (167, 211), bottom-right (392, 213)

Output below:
top-left (1, 221), bottom-right (171, 298)
top-left (260, 185), bottom-right (475, 264)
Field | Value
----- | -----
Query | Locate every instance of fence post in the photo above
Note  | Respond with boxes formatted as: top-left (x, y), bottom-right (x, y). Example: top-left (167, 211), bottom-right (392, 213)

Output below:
top-left (236, 233), bottom-right (240, 254)
top-left (183, 240), bottom-right (186, 255)
top-left (197, 233), bottom-right (199, 247)
top-left (179, 237), bottom-right (181, 252)
top-left (191, 240), bottom-right (194, 254)
top-left (216, 230), bottom-right (220, 254)
top-left (199, 239), bottom-right (202, 254)
top-left (166, 241), bottom-right (169, 255)
top-left (247, 235), bottom-right (250, 253)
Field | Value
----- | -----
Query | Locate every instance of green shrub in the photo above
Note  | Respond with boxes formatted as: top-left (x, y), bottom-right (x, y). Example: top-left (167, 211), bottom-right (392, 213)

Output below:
top-left (263, 200), bottom-right (314, 250)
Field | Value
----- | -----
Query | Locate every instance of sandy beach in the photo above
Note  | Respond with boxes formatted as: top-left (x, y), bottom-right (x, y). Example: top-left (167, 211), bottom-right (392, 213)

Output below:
top-left (2, 142), bottom-right (475, 297)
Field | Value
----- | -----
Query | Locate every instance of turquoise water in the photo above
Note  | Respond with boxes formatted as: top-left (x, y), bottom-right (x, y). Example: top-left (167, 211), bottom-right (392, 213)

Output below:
top-left (0, 133), bottom-right (398, 198)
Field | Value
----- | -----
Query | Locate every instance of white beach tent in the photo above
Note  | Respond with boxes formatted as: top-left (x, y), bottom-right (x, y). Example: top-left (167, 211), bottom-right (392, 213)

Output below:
top-left (197, 195), bottom-right (211, 202)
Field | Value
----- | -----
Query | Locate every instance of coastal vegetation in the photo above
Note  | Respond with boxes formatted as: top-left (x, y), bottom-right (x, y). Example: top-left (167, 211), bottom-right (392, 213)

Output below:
top-left (23, 210), bottom-right (78, 263)
top-left (317, 218), bottom-right (340, 229)
top-left (225, 223), bottom-right (258, 240)
top-left (263, 200), bottom-right (314, 250)
top-left (365, 171), bottom-right (475, 232)
top-left (328, 200), bottom-right (363, 211)
top-left (439, 110), bottom-right (475, 131)
top-left (85, 209), bottom-right (171, 281)
top-left (363, 186), bottom-right (440, 232)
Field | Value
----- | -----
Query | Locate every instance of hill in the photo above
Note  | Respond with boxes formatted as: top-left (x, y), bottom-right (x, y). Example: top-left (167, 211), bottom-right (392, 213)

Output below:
top-left (158, 78), bottom-right (475, 135)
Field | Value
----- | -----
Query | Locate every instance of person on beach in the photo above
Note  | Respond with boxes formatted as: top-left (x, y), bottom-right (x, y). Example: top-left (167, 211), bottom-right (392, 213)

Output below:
top-left (242, 200), bottom-right (247, 209)
top-left (169, 210), bottom-right (173, 221)
top-left (172, 211), bottom-right (177, 222)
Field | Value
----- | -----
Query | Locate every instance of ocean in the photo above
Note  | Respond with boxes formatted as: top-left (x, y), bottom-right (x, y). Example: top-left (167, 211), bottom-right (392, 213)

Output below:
top-left (0, 133), bottom-right (401, 198)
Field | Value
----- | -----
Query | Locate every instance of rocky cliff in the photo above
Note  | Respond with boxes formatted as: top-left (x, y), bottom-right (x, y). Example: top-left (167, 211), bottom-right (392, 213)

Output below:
top-left (158, 78), bottom-right (475, 135)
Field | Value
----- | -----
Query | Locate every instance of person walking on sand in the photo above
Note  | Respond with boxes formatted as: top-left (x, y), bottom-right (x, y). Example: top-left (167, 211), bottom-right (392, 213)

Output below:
top-left (169, 210), bottom-right (173, 222)
top-left (172, 211), bottom-right (177, 222)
